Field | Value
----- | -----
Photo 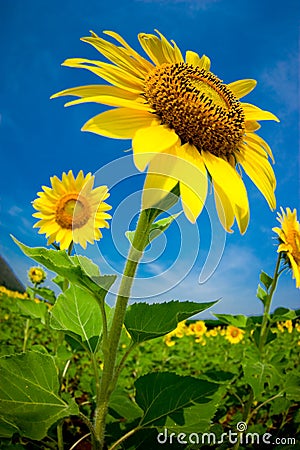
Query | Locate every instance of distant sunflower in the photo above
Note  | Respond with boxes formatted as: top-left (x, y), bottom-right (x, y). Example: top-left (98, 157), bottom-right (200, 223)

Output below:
top-left (225, 325), bottom-right (245, 344)
top-left (273, 207), bottom-right (300, 288)
top-left (33, 170), bottom-right (111, 250)
top-left (28, 267), bottom-right (46, 285)
top-left (52, 30), bottom-right (278, 232)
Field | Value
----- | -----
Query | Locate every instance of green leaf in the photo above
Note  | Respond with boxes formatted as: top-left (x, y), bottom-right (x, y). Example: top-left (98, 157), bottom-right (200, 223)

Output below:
top-left (125, 300), bottom-right (217, 343)
top-left (27, 286), bottom-right (56, 304)
top-left (213, 314), bottom-right (248, 328)
top-left (271, 307), bottom-right (297, 322)
top-left (259, 271), bottom-right (273, 290)
top-left (134, 372), bottom-right (219, 428)
top-left (125, 213), bottom-right (181, 246)
top-left (109, 390), bottom-right (143, 421)
top-left (285, 374), bottom-right (300, 401)
top-left (256, 284), bottom-right (268, 304)
top-left (15, 298), bottom-right (47, 323)
top-left (50, 284), bottom-right (111, 353)
top-left (243, 358), bottom-right (281, 400)
top-left (12, 237), bottom-right (116, 297)
top-left (0, 352), bottom-right (79, 439)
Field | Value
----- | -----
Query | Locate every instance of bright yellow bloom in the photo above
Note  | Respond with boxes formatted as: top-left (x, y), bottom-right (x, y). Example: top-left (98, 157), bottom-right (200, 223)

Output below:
top-left (52, 30), bottom-right (278, 233)
top-left (225, 325), bottom-right (245, 344)
top-left (174, 320), bottom-right (187, 338)
top-left (206, 328), bottom-right (218, 337)
top-left (28, 267), bottom-right (46, 285)
top-left (0, 286), bottom-right (28, 300)
top-left (295, 323), bottom-right (300, 333)
top-left (273, 207), bottom-right (300, 288)
top-left (32, 170), bottom-right (112, 250)
top-left (284, 320), bottom-right (293, 333)
top-left (277, 322), bottom-right (285, 333)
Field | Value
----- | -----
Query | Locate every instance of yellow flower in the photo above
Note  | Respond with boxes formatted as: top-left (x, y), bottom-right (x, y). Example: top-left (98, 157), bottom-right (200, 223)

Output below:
top-left (0, 286), bottom-right (28, 300)
top-left (52, 30), bottom-right (278, 233)
top-left (295, 323), bottom-right (300, 333)
top-left (273, 207), bottom-right (300, 288)
top-left (225, 325), bottom-right (245, 344)
top-left (206, 328), bottom-right (218, 337)
top-left (277, 322), bottom-right (285, 333)
top-left (174, 320), bottom-right (187, 338)
top-left (32, 170), bottom-right (112, 250)
top-left (28, 267), bottom-right (46, 285)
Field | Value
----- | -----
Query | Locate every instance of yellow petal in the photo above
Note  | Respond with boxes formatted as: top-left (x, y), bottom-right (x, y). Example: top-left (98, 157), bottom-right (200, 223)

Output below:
top-left (138, 33), bottom-right (168, 65)
top-left (143, 170), bottom-right (178, 210)
top-left (227, 79), bottom-right (257, 99)
top-left (103, 30), bottom-right (154, 72)
top-left (245, 120), bottom-right (261, 132)
top-left (51, 84), bottom-right (139, 101)
top-left (65, 94), bottom-right (152, 111)
top-left (132, 124), bottom-right (180, 171)
top-left (202, 152), bottom-right (249, 231)
top-left (244, 132), bottom-right (275, 163)
top-left (82, 108), bottom-right (156, 139)
top-left (62, 58), bottom-right (143, 93)
top-left (185, 50), bottom-right (202, 66)
top-left (155, 30), bottom-right (184, 63)
top-left (213, 183), bottom-right (234, 233)
top-left (237, 146), bottom-right (276, 210)
top-left (242, 103), bottom-right (280, 122)
top-left (81, 35), bottom-right (148, 78)
top-left (198, 55), bottom-right (211, 71)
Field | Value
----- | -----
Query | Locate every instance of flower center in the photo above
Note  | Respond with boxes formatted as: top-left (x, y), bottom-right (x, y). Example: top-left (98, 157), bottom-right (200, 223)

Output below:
top-left (56, 193), bottom-right (90, 230)
top-left (231, 329), bottom-right (239, 337)
top-left (144, 63), bottom-right (245, 159)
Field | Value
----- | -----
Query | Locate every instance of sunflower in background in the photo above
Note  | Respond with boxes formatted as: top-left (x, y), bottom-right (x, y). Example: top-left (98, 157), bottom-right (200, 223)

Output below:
top-left (273, 207), bottom-right (300, 288)
top-left (32, 170), bottom-right (111, 250)
top-left (52, 30), bottom-right (278, 233)
top-left (225, 325), bottom-right (245, 344)
top-left (28, 267), bottom-right (46, 285)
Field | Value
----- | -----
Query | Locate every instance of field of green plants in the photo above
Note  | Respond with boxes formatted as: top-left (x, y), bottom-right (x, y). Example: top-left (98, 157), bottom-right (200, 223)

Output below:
top-left (1, 281), bottom-right (299, 450)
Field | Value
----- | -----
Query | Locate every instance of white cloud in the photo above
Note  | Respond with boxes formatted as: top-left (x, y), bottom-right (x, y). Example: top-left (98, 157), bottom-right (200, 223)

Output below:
top-left (134, 0), bottom-right (220, 10)
top-left (8, 205), bottom-right (23, 216)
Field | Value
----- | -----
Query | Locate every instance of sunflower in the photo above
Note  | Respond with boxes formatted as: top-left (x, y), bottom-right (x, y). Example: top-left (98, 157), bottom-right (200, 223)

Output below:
top-left (52, 30), bottom-right (278, 233)
top-left (32, 170), bottom-right (112, 250)
top-left (28, 267), bottom-right (46, 285)
top-left (273, 207), bottom-right (300, 288)
top-left (225, 325), bottom-right (245, 344)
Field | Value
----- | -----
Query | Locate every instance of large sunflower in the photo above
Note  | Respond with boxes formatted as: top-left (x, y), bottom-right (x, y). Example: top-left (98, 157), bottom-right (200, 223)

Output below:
top-left (32, 170), bottom-right (111, 250)
top-left (273, 207), bottom-right (300, 288)
top-left (52, 30), bottom-right (278, 232)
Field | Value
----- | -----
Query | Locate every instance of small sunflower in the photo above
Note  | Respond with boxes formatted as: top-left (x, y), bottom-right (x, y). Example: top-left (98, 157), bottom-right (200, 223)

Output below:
top-left (33, 170), bottom-right (112, 250)
top-left (273, 207), bottom-right (300, 288)
top-left (52, 30), bottom-right (278, 233)
top-left (28, 267), bottom-right (46, 285)
top-left (225, 325), bottom-right (245, 344)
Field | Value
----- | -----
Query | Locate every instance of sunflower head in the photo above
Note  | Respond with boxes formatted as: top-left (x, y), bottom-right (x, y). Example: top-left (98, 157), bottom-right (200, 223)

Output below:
top-left (273, 207), bottom-right (300, 288)
top-left (28, 267), bottom-right (46, 285)
top-left (33, 170), bottom-right (112, 250)
top-left (52, 30), bottom-right (279, 234)
top-left (225, 325), bottom-right (245, 344)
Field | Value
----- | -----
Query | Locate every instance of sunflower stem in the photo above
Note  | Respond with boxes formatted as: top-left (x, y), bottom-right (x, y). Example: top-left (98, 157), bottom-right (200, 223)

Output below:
top-left (258, 251), bottom-right (282, 353)
top-left (93, 208), bottom-right (154, 449)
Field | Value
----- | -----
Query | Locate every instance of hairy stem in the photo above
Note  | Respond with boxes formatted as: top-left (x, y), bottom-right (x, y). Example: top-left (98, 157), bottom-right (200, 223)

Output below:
top-left (93, 209), bottom-right (154, 448)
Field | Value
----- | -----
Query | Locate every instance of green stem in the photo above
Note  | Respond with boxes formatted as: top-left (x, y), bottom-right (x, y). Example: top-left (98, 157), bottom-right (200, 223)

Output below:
top-left (110, 342), bottom-right (138, 392)
top-left (94, 209), bottom-right (154, 448)
top-left (57, 420), bottom-right (64, 450)
top-left (258, 252), bottom-right (282, 353)
top-left (108, 426), bottom-right (142, 450)
top-left (22, 318), bottom-right (30, 352)
top-left (78, 412), bottom-right (98, 449)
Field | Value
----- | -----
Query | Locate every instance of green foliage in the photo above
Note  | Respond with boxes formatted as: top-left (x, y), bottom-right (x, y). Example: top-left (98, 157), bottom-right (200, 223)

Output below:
top-left (125, 300), bottom-right (217, 342)
top-left (0, 352), bottom-right (79, 439)
top-left (213, 314), bottom-right (248, 328)
top-left (12, 238), bottom-right (116, 297)
top-left (50, 284), bottom-right (111, 353)
top-left (135, 372), bottom-right (220, 427)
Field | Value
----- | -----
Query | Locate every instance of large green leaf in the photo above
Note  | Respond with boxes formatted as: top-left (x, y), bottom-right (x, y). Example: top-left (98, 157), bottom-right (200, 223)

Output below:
top-left (12, 238), bottom-right (116, 297)
top-left (0, 352), bottom-right (79, 439)
top-left (135, 372), bottom-right (219, 428)
top-left (243, 358), bottom-right (281, 400)
top-left (109, 389), bottom-right (143, 421)
top-left (15, 298), bottom-right (48, 323)
top-left (50, 284), bottom-right (112, 353)
top-left (125, 300), bottom-right (217, 343)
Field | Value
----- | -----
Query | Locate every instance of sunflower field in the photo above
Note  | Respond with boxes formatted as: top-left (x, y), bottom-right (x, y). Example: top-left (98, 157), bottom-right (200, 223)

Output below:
top-left (1, 25), bottom-right (299, 450)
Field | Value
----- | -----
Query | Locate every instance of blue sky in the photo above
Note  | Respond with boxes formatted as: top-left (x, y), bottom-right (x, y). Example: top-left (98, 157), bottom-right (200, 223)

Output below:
top-left (0, 0), bottom-right (299, 317)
